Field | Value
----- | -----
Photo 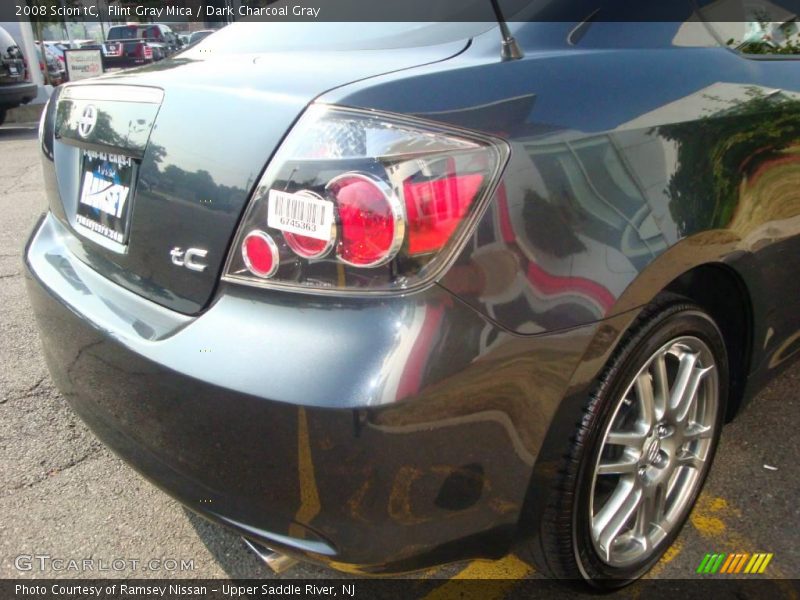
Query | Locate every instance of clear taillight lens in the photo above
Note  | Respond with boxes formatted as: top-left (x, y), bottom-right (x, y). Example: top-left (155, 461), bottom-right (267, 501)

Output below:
top-left (223, 105), bottom-right (509, 294)
top-left (105, 43), bottom-right (122, 57)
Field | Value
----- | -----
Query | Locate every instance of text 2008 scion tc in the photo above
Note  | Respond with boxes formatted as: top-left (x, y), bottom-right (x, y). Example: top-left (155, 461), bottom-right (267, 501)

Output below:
top-left (25, 4), bottom-right (800, 587)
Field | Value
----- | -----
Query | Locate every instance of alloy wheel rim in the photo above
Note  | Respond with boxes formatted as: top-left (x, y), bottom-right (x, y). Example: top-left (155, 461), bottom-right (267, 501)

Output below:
top-left (589, 336), bottom-right (719, 568)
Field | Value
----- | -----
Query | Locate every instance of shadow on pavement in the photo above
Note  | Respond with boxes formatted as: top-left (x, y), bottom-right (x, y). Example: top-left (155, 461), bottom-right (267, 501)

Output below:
top-left (0, 124), bottom-right (38, 141)
top-left (184, 508), bottom-right (272, 579)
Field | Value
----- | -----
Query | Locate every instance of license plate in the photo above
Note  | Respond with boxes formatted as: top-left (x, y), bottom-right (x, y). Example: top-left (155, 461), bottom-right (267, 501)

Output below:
top-left (76, 151), bottom-right (134, 244)
top-left (8, 65), bottom-right (18, 75)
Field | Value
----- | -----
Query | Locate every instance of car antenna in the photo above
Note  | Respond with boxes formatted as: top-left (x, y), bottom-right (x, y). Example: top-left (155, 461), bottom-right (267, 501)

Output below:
top-left (489, 0), bottom-right (523, 60)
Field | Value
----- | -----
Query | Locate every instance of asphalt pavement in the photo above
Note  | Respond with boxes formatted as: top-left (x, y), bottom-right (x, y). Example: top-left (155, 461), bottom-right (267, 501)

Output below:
top-left (1, 122), bottom-right (798, 596)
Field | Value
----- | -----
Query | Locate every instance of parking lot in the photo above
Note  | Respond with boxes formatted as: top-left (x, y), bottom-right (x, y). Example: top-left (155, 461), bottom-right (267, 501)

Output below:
top-left (1, 121), bottom-right (798, 595)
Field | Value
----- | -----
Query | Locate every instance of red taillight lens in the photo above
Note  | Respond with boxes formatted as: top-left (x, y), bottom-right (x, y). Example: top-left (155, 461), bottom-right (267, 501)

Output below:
top-left (224, 105), bottom-right (509, 294)
top-left (134, 43), bottom-right (152, 59)
top-left (242, 231), bottom-right (279, 278)
top-left (283, 231), bottom-right (330, 259)
top-left (403, 172), bottom-right (484, 256)
top-left (328, 173), bottom-right (404, 267)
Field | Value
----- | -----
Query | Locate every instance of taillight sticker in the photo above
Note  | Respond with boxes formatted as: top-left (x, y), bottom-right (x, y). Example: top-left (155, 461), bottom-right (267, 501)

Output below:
top-left (267, 189), bottom-right (334, 242)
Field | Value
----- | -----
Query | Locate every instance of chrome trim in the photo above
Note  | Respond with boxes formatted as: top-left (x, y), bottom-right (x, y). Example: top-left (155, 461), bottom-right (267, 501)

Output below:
top-left (37, 96), bottom-right (49, 147)
top-left (183, 248), bottom-right (209, 272)
top-left (326, 171), bottom-right (406, 269)
top-left (241, 231), bottom-right (280, 279)
top-left (61, 84), bottom-right (164, 104)
top-left (242, 539), bottom-right (298, 574)
top-left (77, 104), bottom-right (97, 138)
top-left (170, 247), bottom-right (209, 272)
top-left (281, 189), bottom-right (337, 260)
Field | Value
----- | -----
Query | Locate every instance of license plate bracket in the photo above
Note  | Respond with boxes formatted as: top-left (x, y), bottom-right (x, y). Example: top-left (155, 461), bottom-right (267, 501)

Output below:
top-left (76, 150), bottom-right (135, 245)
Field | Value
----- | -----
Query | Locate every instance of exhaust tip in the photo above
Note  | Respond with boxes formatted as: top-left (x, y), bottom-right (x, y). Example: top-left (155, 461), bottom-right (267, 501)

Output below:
top-left (242, 538), bottom-right (298, 574)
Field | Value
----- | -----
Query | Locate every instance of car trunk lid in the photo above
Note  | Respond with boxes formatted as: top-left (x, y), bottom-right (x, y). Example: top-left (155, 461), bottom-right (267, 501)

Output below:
top-left (49, 36), bottom-right (470, 313)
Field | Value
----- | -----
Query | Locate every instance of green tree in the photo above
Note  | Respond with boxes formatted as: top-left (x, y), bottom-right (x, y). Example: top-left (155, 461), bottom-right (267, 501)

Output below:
top-left (658, 87), bottom-right (800, 233)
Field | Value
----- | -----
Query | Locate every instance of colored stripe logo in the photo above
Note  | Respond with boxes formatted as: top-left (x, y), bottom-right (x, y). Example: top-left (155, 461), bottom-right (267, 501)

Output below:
top-left (697, 553), bottom-right (773, 574)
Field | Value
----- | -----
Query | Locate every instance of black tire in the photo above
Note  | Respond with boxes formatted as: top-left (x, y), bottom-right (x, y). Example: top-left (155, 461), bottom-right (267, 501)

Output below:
top-left (0, 108), bottom-right (7, 127)
top-left (525, 296), bottom-right (728, 588)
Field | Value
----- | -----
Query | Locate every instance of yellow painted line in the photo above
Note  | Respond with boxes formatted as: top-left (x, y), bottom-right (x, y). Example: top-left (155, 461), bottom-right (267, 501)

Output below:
top-left (690, 495), bottom-right (733, 539)
top-left (621, 541), bottom-right (685, 598)
top-left (449, 554), bottom-right (533, 580)
top-left (643, 540), bottom-right (683, 580)
top-left (290, 407), bottom-right (321, 538)
top-left (421, 555), bottom-right (533, 600)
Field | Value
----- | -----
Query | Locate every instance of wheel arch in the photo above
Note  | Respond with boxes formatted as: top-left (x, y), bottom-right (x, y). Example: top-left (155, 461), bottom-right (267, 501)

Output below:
top-left (516, 238), bottom-right (758, 562)
top-left (662, 262), bottom-right (753, 421)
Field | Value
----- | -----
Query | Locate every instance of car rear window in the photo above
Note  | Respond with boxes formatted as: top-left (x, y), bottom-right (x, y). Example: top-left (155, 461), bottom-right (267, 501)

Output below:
top-left (108, 26), bottom-right (156, 41)
top-left (191, 21), bottom-right (497, 53)
top-left (698, 0), bottom-right (800, 56)
top-left (108, 26), bottom-right (138, 41)
top-left (0, 26), bottom-right (23, 61)
top-left (143, 26), bottom-right (161, 39)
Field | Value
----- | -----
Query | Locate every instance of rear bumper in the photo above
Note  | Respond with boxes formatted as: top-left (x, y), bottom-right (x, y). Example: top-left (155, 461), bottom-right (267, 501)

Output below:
top-left (0, 82), bottom-right (37, 109)
top-left (102, 56), bottom-right (153, 69)
top-left (24, 212), bottom-right (596, 573)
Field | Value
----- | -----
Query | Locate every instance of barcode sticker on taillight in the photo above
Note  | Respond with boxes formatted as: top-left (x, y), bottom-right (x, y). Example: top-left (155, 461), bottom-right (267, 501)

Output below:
top-left (267, 190), bottom-right (334, 241)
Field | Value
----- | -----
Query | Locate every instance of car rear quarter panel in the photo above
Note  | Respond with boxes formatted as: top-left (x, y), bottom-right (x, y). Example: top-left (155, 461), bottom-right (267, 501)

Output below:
top-left (323, 21), bottom-right (800, 384)
top-left (26, 211), bottom-right (611, 570)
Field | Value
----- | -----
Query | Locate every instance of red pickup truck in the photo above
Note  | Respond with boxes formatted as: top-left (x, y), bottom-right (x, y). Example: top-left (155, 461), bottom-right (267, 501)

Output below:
top-left (95, 24), bottom-right (182, 69)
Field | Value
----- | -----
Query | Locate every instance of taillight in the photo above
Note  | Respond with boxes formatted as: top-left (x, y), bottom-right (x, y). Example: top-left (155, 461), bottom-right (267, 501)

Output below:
top-left (105, 43), bottom-right (122, 57)
top-left (404, 170), bottom-right (485, 256)
top-left (134, 42), bottom-right (152, 59)
top-left (242, 231), bottom-right (279, 278)
top-left (327, 172), bottom-right (404, 267)
top-left (223, 105), bottom-right (509, 294)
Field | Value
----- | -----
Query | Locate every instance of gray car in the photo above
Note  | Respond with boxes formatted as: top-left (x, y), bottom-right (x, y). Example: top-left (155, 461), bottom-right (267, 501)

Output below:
top-left (24, 5), bottom-right (800, 587)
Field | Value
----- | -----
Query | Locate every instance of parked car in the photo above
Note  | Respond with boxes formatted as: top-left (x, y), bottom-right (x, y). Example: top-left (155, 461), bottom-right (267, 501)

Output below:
top-left (26, 6), bottom-right (800, 588)
top-left (89, 24), bottom-right (180, 68)
top-left (187, 29), bottom-right (216, 46)
top-left (43, 41), bottom-right (69, 64)
top-left (48, 38), bottom-right (95, 50)
top-left (35, 44), bottom-right (67, 85)
top-left (0, 25), bottom-right (36, 126)
top-left (43, 42), bottom-right (73, 82)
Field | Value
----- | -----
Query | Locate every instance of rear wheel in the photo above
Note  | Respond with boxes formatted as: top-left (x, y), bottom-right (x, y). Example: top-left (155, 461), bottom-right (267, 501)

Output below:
top-left (529, 298), bottom-right (728, 587)
top-left (0, 108), bottom-right (7, 126)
